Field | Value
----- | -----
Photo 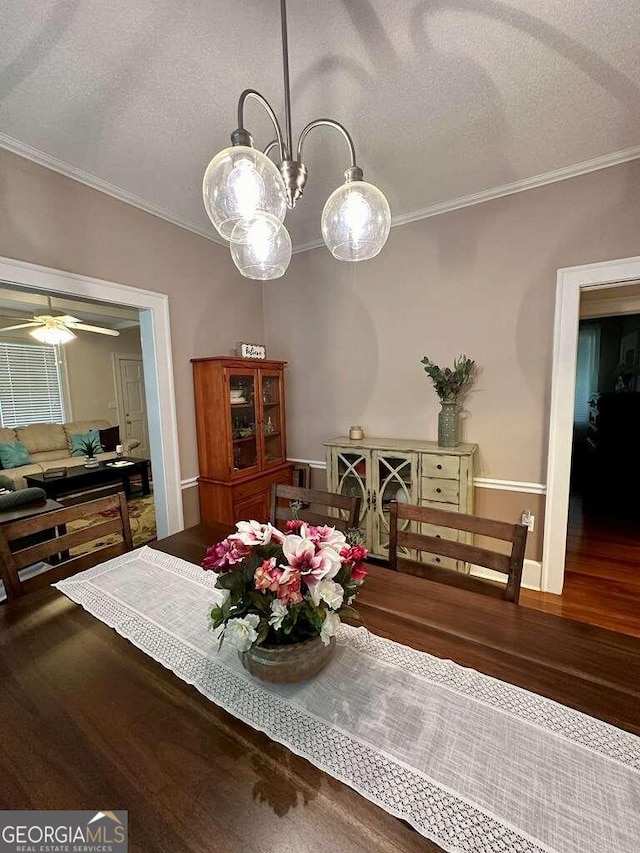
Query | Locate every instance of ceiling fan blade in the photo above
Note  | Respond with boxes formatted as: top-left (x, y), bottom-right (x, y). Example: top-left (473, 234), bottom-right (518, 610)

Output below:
top-left (56, 315), bottom-right (80, 324)
top-left (0, 322), bottom-right (41, 331)
top-left (68, 323), bottom-right (120, 336)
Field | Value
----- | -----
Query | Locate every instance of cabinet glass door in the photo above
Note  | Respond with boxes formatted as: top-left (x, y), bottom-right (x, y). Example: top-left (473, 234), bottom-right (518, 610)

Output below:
top-left (260, 371), bottom-right (285, 467)
top-left (332, 450), bottom-right (369, 530)
top-left (227, 369), bottom-right (259, 476)
top-left (372, 451), bottom-right (418, 557)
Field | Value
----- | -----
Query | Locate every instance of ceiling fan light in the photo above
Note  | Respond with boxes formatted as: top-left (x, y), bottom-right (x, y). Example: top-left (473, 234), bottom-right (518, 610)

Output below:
top-left (230, 213), bottom-right (292, 280)
top-left (203, 145), bottom-right (287, 241)
top-left (30, 326), bottom-right (77, 345)
top-left (321, 180), bottom-right (391, 262)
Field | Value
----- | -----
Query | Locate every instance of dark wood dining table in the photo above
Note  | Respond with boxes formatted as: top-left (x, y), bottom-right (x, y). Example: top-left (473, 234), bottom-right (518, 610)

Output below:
top-left (1, 521), bottom-right (639, 853)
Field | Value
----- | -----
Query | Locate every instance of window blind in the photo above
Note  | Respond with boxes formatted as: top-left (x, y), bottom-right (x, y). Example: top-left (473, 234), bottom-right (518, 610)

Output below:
top-left (0, 342), bottom-right (66, 428)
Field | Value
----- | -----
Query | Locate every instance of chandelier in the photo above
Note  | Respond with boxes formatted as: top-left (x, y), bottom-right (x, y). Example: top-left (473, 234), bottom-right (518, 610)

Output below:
top-left (202, 0), bottom-right (391, 280)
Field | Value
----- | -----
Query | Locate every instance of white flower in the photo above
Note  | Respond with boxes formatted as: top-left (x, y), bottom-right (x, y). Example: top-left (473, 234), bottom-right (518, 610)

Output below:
top-left (225, 614), bottom-right (260, 652)
top-left (320, 611), bottom-right (341, 646)
top-left (309, 578), bottom-right (344, 610)
top-left (231, 520), bottom-right (285, 546)
top-left (268, 599), bottom-right (288, 631)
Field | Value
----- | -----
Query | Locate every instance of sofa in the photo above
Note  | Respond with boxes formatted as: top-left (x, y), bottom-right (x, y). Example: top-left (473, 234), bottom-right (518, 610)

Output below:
top-left (0, 420), bottom-right (140, 489)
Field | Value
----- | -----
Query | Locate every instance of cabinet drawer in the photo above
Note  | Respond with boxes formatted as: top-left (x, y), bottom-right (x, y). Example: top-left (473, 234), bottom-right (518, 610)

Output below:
top-left (420, 552), bottom-right (459, 571)
top-left (421, 478), bottom-right (460, 504)
top-left (420, 523), bottom-right (460, 543)
top-left (421, 454), bottom-right (460, 480)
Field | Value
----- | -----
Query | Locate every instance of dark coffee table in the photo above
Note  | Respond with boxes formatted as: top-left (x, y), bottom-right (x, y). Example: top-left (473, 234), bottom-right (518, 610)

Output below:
top-left (25, 458), bottom-right (151, 500)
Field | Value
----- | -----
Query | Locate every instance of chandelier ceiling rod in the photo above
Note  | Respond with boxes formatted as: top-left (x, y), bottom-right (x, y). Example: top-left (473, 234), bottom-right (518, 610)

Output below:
top-left (280, 0), bottom-right (293, 157)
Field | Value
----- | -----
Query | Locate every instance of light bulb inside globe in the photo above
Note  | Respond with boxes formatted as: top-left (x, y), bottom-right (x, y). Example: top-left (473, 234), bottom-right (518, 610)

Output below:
top-left (230, 213), bottom-right (292, 280)
top-left (203, 145), bottom-right (287, 241)
top-left (321, 180), bottom-right (391, 261)
top-left (30, 325), bottom-right (77, 345)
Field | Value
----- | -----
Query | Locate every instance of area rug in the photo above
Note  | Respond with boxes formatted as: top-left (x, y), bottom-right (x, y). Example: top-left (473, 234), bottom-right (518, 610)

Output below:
top-left (68, 494), bottom-right (156, 556)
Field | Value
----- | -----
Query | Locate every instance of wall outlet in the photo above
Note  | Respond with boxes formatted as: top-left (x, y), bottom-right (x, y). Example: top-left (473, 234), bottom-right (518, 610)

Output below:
top-left (521, 510), bottom-right (535, 533)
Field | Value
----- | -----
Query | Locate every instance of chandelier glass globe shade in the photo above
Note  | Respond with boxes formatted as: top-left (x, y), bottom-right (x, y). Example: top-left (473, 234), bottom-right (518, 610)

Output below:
top-left (203, 146), bottom-right (287, 241)
top-left (230, 213), bottom-right (292, 280)
top-left (321, 181), bottom-right (391, 261)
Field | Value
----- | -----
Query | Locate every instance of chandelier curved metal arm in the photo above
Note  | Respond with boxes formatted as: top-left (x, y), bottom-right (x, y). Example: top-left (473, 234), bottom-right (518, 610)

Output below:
top-left (297, 118), bottom-right (363, 181)
top-left (235, 89), bottom-right (289, 161)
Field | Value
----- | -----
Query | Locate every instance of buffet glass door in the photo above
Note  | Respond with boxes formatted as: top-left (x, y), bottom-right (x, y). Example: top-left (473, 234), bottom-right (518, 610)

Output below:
top-left (226, 367), bottom-right (259, 478)
top-left (372, 451), bottom-right (418, 558)
top-left (259, 370), bottom-right (286, 468)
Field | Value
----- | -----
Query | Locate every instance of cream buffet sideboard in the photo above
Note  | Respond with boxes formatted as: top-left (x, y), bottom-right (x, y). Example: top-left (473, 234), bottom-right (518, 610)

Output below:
top-left (324, 436), bottom-right (477, 567)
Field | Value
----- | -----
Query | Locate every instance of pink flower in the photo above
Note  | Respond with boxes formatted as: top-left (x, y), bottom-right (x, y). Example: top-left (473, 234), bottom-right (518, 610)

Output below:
top-left (281, 534), bottom-right (342, 585)
top-left (230, 520), bottom-right (284, 546)
top-left (285, 519), bottom-right (304, 532)
top-left (277, 568), bottom-right (303, 605)
top-left (300, 523), bottom-right (347, 551)
top-left (254, 558), bottom-right (282, 593)
top-left (350, 563), bottom-right (368, 582)
top-left (202, 538), bottom-right (250, 570)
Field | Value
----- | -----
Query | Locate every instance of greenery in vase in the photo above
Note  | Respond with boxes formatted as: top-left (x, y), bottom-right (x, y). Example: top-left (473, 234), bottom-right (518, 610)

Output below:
top-left (421, 354), bottom-right (477, 404)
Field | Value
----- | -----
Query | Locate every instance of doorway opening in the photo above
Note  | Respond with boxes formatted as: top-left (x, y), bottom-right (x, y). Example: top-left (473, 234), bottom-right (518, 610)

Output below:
top-left (544, 255), bottom-right (640, 637)
top-left (0, 255), bottom-right (182, 539)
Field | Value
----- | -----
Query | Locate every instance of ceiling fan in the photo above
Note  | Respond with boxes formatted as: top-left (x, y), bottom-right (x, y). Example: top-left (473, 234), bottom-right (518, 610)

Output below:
top-left (0, 314), bottom-right (120, 344)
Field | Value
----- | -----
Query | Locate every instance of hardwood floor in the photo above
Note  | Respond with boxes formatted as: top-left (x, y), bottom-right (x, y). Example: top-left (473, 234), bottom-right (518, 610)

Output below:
top-left (521, 495), bottom-right (640, 638)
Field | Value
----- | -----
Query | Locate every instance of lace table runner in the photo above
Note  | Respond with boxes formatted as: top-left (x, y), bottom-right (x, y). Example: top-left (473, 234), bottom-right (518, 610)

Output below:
top-left (55, 546), bottom-right (640, 853)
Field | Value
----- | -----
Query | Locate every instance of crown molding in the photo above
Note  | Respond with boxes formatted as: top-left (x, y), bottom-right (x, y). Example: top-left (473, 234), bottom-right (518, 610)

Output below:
top-left (2, 131), bottom-right (639, 258)
top-left (292, 144), bottom-right (640, 255)
top-left (0, 131), bottom-right (227, 248)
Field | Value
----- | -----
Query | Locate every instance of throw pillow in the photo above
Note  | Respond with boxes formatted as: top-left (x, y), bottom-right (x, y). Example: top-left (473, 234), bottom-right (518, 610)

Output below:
top-left (0, 441), bottom-right (33, 469)
top-left (99, 425), bottom-right (120, 452)
top-left (69, 430), bottom-right (104, 457)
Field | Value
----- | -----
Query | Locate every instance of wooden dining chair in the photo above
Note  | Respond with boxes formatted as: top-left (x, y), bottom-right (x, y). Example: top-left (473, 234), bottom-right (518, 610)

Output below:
top-left (270, 484), bottom-right (361, 532)
top-left (0, 492), bottom-right (133, 600)
top-left (389, 501), bottom-right (528, 603)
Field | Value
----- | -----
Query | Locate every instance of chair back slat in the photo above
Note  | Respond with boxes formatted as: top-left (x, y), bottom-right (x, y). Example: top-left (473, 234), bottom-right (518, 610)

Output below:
top-left (389, 501), bottom-right (528, 604)
top-left (11, 518), bottom-right (125, 570)
top-left (270, 484), bottom-right (361, 532)
top-left (0, 493), bottom-right (133, 600)
top-left (20, 543), bottom-right (128, 595)
top-left (396, 530), bottom-right (512, 575)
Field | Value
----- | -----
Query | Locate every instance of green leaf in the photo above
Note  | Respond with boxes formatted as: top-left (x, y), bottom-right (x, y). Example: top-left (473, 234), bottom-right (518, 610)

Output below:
top-left (256, 619), bottom-right (269, 646)
top-left (338, 605), bottom-right (364, 625)
top-left (248, 591), bottom-right (271, 613)
top-left (216, 571), bottom-right (245, 595)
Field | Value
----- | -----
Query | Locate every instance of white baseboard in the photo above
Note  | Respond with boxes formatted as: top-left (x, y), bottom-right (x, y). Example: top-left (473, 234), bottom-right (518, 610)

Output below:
top-left (469, 559), bottom-right (543, 592)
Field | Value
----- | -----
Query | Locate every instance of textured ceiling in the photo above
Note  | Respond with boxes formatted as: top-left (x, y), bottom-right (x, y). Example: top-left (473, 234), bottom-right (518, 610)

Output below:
top-left (0, 0), bottom-right (639, 250)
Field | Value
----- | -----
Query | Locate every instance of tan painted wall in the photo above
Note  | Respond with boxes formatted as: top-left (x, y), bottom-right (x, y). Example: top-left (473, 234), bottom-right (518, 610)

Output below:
top-left (0, 148), bottom-right (266, 521)
top-left (265, 161), bottom-right (640, 476)
top-left (64, 326), bottom-right (143, 424)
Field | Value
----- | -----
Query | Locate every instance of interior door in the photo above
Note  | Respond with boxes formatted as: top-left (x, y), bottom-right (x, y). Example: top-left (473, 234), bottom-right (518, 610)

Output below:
top-left (371, 450), bottom-right (418, 558)
top-left (117, 357), bottom-right (149, 458)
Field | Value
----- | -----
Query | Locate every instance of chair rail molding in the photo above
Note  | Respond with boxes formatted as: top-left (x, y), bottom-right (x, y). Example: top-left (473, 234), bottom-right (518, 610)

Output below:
top-left (544, 255), bottom-right (640, 595)
top-left (289, 458), bottom-right (547, 495)
top-left (0, 255), bottom-right (184, 538)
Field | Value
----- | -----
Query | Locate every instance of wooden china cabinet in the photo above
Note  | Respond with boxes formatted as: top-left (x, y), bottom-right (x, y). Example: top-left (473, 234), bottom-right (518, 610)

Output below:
top-left (192, 356), bottom-right (293, 525)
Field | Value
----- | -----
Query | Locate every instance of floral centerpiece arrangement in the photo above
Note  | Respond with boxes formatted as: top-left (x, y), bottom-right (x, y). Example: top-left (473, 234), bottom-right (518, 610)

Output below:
top-left (202, 519), bottom-right (368, 681)
top-left (420, 354), bottom-right (477, 447)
